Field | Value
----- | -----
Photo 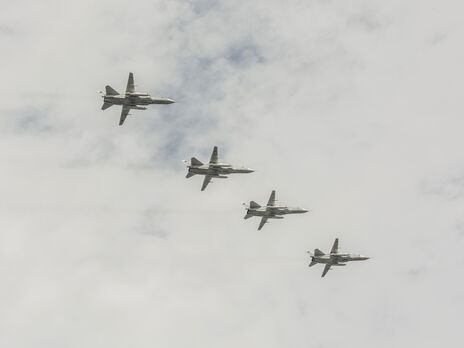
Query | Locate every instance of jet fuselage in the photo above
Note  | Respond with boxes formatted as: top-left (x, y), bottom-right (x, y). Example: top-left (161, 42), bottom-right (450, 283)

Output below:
top-left (312, 254), bottom-right (370, 265)
top-left (246, 206), bottom-right (308, 217)
top-left (188, 163), bottom-right (254, 177)
top-left (103, 93), bottom-right (175, 107)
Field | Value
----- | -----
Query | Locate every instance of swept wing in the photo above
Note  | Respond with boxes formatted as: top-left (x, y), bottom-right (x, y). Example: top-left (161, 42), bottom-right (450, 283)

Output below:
top-left (267, 190), bottom-right (276, 207)
top-left (321, 264), bottom-right (332, 277)
top-left (258, 216), bottom-right (268, 230)
top-left (119, 105), bottom-right (130, 126)
top-left (201, 175), bottom-right (212, 191)
top-left (209, 146), bottom-right (219, 164)
top-left (330, 238), bottom-right (339, 254)
top-left (126, 72), bottom-right (136, 94)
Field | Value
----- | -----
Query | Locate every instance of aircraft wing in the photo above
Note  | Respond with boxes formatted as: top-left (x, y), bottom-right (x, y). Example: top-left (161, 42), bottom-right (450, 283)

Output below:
top-left (119, 105), bottom-right (130, 126)
top-left (209, 146), bottom-right (219, 164)
top-left (258, 216), bottom-right (268, 230)
top-left (330, 238), bottom-right (339, 254)
top-left (201, 175), bottom-right (212, 191)
top-left (321, 264), bottom-right (332, 277)
top-left (267, 190), bottom-right (276, 206)
top-left (126, 72), bottom-right (136, 94)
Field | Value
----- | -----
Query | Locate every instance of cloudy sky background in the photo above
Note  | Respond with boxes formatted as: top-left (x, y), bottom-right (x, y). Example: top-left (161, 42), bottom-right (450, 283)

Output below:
top-left (1, 0), bottom-right (463, 347)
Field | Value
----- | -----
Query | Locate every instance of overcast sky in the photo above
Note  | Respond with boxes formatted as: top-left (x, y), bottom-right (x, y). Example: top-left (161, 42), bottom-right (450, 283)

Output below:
top-left (1, 1), bottom-right (463, 347)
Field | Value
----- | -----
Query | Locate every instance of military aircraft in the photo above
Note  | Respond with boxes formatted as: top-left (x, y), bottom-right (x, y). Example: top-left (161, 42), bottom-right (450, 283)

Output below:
top-left (100, 72), bottom-right (175, 126)
top-left (307, 238), bottom-right (370, 277)
top-left (243, 190), bottom-right (308, 230)
top-left (183, 146), bottom-right (254, 191)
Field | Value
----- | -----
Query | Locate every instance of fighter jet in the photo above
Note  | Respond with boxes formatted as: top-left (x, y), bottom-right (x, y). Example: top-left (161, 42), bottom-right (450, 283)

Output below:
top-left (100, 72), bottom-right (175, 126)
top-left (307, 238), bottom-right (370, 277)
top-left (243, 190), bottom-right (308, 230)
top-left (183, 146), bottom-right (254, 191)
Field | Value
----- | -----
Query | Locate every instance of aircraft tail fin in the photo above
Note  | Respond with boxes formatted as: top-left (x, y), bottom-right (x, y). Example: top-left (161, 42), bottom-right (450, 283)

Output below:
top-left (314, 249), bottom-right (325, 256)
top-left (249, 201), bottom-right (261, 209)
top-left (309, 260), bottom-right (318, 267)
top-left (105, 85), bottom-right (119, 95)
top-left (190, 157), bottom-right (203, 166)
top-left (101, 102), bottom-right (113, 110)
top-left (186, 172), bottom-right (195, 179)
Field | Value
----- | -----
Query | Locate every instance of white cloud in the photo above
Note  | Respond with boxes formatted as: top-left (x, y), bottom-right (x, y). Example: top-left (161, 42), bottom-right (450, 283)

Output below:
top-left (0, 0), bottom-right (463, 347)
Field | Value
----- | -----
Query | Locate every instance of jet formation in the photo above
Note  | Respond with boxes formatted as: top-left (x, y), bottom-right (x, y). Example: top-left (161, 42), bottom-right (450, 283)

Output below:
top-left (99, 73), bottom-right (370, 278)
top-left (243, 190), bottom-right (308, 230)
top-left (308, 238), bottom-right (370, 277)
top-left (100, 72), bottom-right (174, 126)
top-left (183, 146), bottom-right (254, 191)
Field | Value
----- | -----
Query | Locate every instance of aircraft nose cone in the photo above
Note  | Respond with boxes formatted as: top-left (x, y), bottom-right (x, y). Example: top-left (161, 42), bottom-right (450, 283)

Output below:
top-left (166, 98), bottom-right (175, 104)
top-left (301, 209), bottom-right (309, 213)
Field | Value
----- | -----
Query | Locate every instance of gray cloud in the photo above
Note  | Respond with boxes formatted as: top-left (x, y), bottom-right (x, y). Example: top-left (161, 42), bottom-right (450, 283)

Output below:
top-left (0, 1), bottom-right (464, 347)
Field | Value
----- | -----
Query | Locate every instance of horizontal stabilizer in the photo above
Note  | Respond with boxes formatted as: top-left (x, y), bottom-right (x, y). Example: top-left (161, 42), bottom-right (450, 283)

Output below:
top-left (244, 213), bottom-right (253, 220)
top-left (249, 201), bottom-right (261, 209)
top-left (314, 249), bottom-right (325, 256)
top-left (191, 157), bottom-right (203, 166)
top-left (186, 172), bottom-right (195, 179)
top-left (105, 85), bottom-right (119, 95)
top-left (309, 260), bottom-right (318, 267)
top-left (101, 102), bottom-right (113, 110)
